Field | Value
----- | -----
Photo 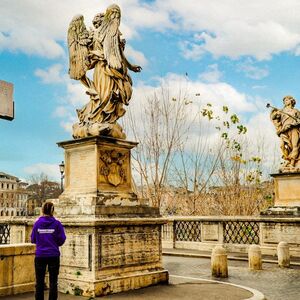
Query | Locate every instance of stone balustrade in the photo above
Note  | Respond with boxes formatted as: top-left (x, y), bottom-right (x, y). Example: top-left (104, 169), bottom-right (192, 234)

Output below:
top-left (162, 216), bottom-right (300, 257)
top-left (0, 243), bottom-right (35, 296)
top-left (1, 216), bottom-right (300, 259)
top-left (0, 217), bottom-right (34, 245)
top-left (1, 216), bottom-right (300, 258)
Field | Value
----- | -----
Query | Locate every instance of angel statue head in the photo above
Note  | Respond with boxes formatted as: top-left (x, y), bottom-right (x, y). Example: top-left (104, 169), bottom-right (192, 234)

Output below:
top-left (105, 4), bottom-right (121, 20)
top-left (92, 13), bottom-right (104, 29)
top-left (67, 4), bottom-right (142, 140)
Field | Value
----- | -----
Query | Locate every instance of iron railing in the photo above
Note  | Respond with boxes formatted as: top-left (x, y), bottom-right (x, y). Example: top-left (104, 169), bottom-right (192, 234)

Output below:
top-left (223, 221), bottom-right (259, 244)
top-left (166, 218), bottom-right (260, 245)
top-left (174, 220), bottom-right (201, 242)
top-left (0, 224), bottom-right (10, 244)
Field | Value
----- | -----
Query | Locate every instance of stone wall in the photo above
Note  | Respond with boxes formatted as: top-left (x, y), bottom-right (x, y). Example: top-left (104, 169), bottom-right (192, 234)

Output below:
top-left (0, 243), bottom-right (35, 296)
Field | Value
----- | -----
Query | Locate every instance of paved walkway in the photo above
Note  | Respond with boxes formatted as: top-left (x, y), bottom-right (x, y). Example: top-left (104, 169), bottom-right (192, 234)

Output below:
top-left (4, 249), bottom-right (300, 299)
top-left (4, 277), bottom-right (261, 300)
top-left (163, 251), bottom-right (300, 300)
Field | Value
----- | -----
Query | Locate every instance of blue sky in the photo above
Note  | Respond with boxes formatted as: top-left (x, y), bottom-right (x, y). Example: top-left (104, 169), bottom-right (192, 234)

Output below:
top-left (1, 0), bottom-right (300, 181)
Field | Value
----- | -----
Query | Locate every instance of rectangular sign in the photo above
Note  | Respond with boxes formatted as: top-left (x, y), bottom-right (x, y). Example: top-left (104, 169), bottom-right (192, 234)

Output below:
top-left (0, 80), bottom-right (14, 120)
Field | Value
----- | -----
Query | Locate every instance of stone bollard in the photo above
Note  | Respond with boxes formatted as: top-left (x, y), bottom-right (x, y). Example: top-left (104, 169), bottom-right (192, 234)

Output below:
top-left (248, 245), bottom-right (262, 270)
top-left (277, 241), bottom-right (290, 268)
top-left (211, 245), bottom-right (228, 278)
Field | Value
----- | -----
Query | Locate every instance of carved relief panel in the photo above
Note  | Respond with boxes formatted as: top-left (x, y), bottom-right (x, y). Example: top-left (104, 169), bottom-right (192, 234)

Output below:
top-left (98, 148), bottom-right (131, 190)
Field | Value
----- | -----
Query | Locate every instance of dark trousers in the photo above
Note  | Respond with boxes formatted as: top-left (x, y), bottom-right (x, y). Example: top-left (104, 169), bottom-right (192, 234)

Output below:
top-left (35, 256), bottom-right (60, 300)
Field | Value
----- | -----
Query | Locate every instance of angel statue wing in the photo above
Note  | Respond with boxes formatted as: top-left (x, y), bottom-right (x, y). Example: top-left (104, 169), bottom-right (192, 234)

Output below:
top-left (97, 4), bottom-right (123, 70)
top-left (67, 14), bottom-right (90, 80)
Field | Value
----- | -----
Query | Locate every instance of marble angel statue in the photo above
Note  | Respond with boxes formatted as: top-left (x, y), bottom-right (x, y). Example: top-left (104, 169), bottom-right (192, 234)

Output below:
top-left (267, 95), bottom-right (300, 172)
top-left (67, 4), bottom-right (142, 139)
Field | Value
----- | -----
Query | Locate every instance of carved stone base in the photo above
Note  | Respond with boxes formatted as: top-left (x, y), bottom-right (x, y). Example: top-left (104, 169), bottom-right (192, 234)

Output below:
top-left (270, 172), bottom-right (300, 207)
top-left (57, 136), bottom-right (157, 217)
top-left (59, 270), bottom-right (168, 297)
top-left (261, 206), bottom-right (300, 217)
top-left (261, 173), bottom-right (300, 217)
top-left (57, 218), bottom-right (168, 297)
top-left (279, 166), bottom-right (300, 173)
top-left (56, 136), bottom-right (168, 296)
top-left (72, 122), bottom-right (126, 140)
top-left (53, 192), bottom-right (158, 218)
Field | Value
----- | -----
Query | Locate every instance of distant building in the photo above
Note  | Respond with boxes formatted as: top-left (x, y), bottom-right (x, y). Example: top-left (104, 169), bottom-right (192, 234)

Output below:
top-left (26, 179), bottom-right (61, 216)
top-left (26, 197), bottom-right (41, 216)
top-left (0, 172), bottom-right (29, 217)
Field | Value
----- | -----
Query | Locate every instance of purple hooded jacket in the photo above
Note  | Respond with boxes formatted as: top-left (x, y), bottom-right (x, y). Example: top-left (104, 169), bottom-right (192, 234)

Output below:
top-left (31, 216), bottom-right (66, 257)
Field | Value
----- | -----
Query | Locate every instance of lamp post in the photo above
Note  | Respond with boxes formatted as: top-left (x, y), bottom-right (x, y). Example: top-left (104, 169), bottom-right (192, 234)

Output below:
top-left (59, 161), bottom-right (65, 192)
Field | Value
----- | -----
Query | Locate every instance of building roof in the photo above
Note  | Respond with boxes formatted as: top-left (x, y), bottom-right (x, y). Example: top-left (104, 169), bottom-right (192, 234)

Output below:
top-left (0, 172), bottom-right (19, 182)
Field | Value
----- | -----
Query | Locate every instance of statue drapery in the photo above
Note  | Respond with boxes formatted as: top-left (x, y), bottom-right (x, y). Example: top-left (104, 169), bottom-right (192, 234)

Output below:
top-left (67, 4), bottom-right (141, 139)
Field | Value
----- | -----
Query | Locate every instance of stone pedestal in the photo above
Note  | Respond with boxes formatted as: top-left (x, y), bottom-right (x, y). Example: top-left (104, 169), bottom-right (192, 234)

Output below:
top-left (261, 173), bottom-right (300, 217)
top-left (56, 136), bottom-right (158, 217)
top-left (54, 136), bottom-right (168, 297)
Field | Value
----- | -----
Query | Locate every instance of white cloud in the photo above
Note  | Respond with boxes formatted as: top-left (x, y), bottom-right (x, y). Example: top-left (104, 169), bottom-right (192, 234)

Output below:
top-left (180, 41), bottom-right (205, 61)
top-left (198, 21), bottom-right (300, 60)
top-left (35, 64), bottom-right (66, 84)
top-left (0, 0), bottom-right (171, 59)
top-left (60, 121), bottom-right (74, 134)
top-left (158, 0), bottom-right (300, 60)
top-left (125, 72), bottom-right (257, 141)
top-left (0, 28), bottom-right (65, 59)
top-left (127, 73), bottom-right (281, 175)
top-left (34, 63), bottom-right (88, 127)
top-left (199, 64), bottom-right (222, 83)
top-left (23, 163), bottom-right (60, 181)
top-left (245, 111), bottom-right (281, 173)
top-left (2, 1), bottom-right (300, 60)
top-left (51, 81), bottom-right (86, 131)
top-left (53, 106), bottom-right (69, 118)
top-left (125, 45), bottom-right (148, 67)
top-left (65, 81), bottom-right (88, 106)
top-left (237, 59), bottom-right (269, 80)
top-left (136, 72), bottom-right (256, 113)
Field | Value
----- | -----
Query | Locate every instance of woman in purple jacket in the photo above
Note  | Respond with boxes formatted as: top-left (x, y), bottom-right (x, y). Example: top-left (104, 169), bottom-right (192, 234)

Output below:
top-left (31, 202), bottom-right (66, 300)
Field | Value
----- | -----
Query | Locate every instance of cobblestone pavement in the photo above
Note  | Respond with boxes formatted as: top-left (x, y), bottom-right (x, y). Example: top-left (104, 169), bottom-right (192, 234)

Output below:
top-left (163, 255), bottom-right (300, 300)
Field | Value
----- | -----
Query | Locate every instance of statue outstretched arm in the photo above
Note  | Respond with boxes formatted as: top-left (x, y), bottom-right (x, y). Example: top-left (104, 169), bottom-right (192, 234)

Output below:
top-left (121, 50), bottom-right (142, 73)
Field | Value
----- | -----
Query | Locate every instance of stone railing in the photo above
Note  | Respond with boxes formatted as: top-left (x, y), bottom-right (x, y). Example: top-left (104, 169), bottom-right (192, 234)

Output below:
top-left (1, 215), bottom-right (300, 262)
top-left (162, 216), bottom-right (300, 257)
top-left (0, 217), bottom-right (34, 245)
top-left (0, 243), bottom-right (35, 296)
